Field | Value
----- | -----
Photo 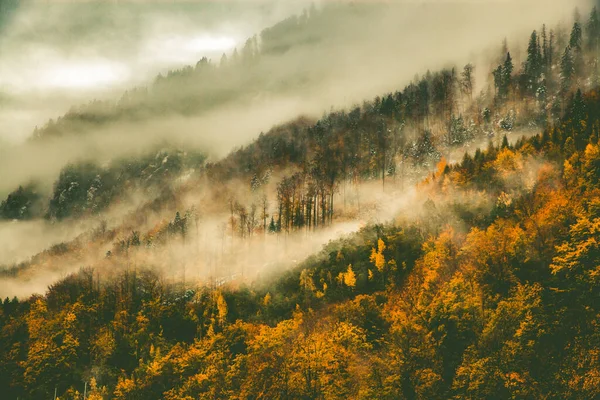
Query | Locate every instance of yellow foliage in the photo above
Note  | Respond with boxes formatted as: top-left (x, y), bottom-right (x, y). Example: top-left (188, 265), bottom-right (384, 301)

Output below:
top-left (92, 327), bottom-right (115, 362)
top-left (215, 291), bottom-right (228, 326)
top-left (343, 265), bottom-right (357, 288)
top-left (263, 292), bottom-right (272, 306)
top-left (85, 377), bottom-right (108, 400)
top-left (300, 269), bottom-right (317, 292)
top-left (563, 159), bottom-right (577, 186)
top-left (114, 376), bottom-right (136, 399)
top-left (331, 321), bottom-right (370, 352)
top-left (418, 227), bottom-right (457, 294)
top-left (370, 238), bottom-right (386, 272)
top-left (494, 148), bottom-right (522, 173)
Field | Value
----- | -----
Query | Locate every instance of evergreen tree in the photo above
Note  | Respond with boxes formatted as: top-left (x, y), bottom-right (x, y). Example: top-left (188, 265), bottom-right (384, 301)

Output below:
top-left (570, 21), bottom-right (583, 51)
top-left (460, 64), bottom-right (475, 100)
top-left (268, 216), bottom-right (277, 233)
top-left (503, 52), bottom-right (514, 85)
top-left (587, 6), bottom-right (600, 51)
top-left (545, 29), bottom-right (557, 92)
top-left (541, 24), bottom-right (549, 67)
top-left (561, 47), bottom-right (575, 92)
top-left (494, 53), bottom-right (513, 101)
top-left (572, 88), bottom-right (585, 120)
top-left (548, 29), bottom-right (555, 67)
top-left (493, 65), bottom-right (503, 97)
top-left (525, 31), bottom-right (543, 95)
top-left (570, 22), bottom-right (585, 76)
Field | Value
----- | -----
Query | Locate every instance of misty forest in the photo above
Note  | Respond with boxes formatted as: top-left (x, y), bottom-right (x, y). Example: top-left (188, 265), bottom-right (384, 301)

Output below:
top-left (1, 0), bottom-right (600, 399)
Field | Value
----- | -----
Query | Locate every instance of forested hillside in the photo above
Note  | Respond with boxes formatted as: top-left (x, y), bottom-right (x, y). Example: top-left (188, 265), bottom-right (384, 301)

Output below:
top-left (2, 84), bottom-right (599, 399)
top-left (1, 3), bottom-right (599, 400)
top-left (24, 4), bottom-right (377, 140)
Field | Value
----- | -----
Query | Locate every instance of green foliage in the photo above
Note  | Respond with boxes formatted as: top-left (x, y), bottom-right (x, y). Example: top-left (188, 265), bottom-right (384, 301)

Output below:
top-left (4, 5), bottom-right (600, 399)
top-left (0, 185), bottom-right (42, 220)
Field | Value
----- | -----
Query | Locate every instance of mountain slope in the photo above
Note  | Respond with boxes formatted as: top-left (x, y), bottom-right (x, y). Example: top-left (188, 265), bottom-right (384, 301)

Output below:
top-left (1, 3), bottom-right (600, 399)
top-left (1, 77), bottom-right (599, 400)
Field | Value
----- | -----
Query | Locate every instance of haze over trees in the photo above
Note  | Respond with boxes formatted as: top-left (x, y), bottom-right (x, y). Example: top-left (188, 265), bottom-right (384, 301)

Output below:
top-left (0, 1), bottom-right (600, 399)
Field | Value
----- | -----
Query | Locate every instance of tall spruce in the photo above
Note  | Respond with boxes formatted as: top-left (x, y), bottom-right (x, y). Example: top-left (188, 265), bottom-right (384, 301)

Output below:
top-left (587, 6), bottom-right (600, 52)
top-left (525, 30), bottom-right (543, 95)
top-left (561, 46), bottom-right (575, 92)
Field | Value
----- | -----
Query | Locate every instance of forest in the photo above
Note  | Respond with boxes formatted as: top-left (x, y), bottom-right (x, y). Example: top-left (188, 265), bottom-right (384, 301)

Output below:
top-left (0, 2), bottom-right (599, 399)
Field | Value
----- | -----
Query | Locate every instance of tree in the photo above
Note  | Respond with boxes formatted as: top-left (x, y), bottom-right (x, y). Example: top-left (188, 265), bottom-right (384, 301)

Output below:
top-left (524, 31), bottom-right (543, 95)
top-left (453, 284), bottom-right (546, 399)
top-left (569, 22), bottom-right (584, 76)
top-left (541, 24), bottom-right (549, 66)
top-left (560, 47), bottom-right (575, 92)
top-left (22, 299), bottom-right (82, 398)
top-left (261, 194), bottom-right (269, 234)
top-left (268, 216), bottom-right (278, 233)
top-left (494, 53), bottom-right (513, 100)
top-left (370, 238), bottom-right (387, 285)
top-left (446, 115), bottom-right (472, 146)
top-left (503, 52), bottom-right (514, 91)
top-left (0, 185), bottom-right (42, 220)
top-left (548, 29), bottom-right (555, 67)
top-left (570, 21), bottom-right (583, 51)
top-left (412, 130), bottom-right (441, 167)
top-left (587, 6), bottom-right (600, 51)
top-left (570, 89), bottom-right (587, 148)
top-left (215, 291), bottom-right (228, 327)
top-left (340, 264), bottom-right (357, 288)
top-left (460, 63), bottom-right (475, 101)
top-left (493, 65), bottom-right (503, 97)
top-left (172, 211), bottom-right (186, 239)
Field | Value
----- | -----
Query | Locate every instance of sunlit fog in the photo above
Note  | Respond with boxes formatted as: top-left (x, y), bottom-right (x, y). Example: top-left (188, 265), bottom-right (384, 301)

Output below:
top-left (0, 1), bottom-right (307, 142)
top-left (2, 0), bottom-right (600, 397)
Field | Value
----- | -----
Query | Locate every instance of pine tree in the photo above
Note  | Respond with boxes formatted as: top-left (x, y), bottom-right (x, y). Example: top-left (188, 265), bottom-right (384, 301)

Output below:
top-left (525, 31), bottom-right (543, 95)
top-left (587, 6), bottom-right (600, 51)
top-left (460, 63), bottom-right (475, 100)
top-left (499, 37), bottom-right (509, 64)
top-left (546, 29), bottom-right (557, 92)
top-left (493, 65), bottom-right (503, 97)
top-left (548, 30), bottom-right (555, 66)
top-left (493, 52), bottom-right (514, 101)
top-left (541, 24), bottom-right (549, 67)
top-left (268, 216), bottom-right (277, 233)
top-left (561, 47), bottom-right (575, 92)
top-left (570, 22), bottom-right (583, 51)
top-left (593, 58), bottom-right (600, 88)
top-left (572, 88), bottom-right (585, 118)
top-left (502, 52), bottom-right (514, 100)
top-left (570, 22), bottom-right (585, 77)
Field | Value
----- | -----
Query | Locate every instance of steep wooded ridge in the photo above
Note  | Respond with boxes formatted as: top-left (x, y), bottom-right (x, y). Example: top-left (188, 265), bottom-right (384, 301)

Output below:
top-left (24, 4), bottom-right (370, 140)
top-left (1, 4), bottom-right (600, 400)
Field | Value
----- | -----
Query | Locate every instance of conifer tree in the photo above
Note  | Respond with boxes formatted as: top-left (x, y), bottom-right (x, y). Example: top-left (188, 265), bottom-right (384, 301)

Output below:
top-left (570, 22), bottom-right (585, 76)
top-left (503, 52), bottom-right (514, 93)
top-left (494, 53), bottom-right (514, 101)
top-left (561, 47), bottom-right (575, 91)
top-left (525, 31), bottom-right (543, 95)
top-left (587, 6), bottom-right (600, 51)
